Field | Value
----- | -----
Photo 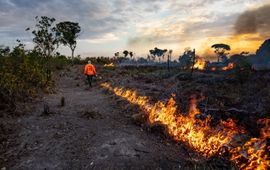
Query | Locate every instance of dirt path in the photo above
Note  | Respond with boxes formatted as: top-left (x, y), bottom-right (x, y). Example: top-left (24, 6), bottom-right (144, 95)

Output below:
top-left (4, 66), bottom-right (197, 170)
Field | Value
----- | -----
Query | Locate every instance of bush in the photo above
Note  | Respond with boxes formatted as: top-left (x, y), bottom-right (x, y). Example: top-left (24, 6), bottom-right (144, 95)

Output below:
top-left (0, 45), bottom-right (60, 111)
top-left (233, 58), bottom-right (253, 84)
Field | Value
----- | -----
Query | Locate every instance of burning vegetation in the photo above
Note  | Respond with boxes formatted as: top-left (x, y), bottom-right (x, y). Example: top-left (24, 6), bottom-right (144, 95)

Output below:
top-left (103, 63), bottom-right (115, 67)
top-left (101, 82), bottom-right (270, 170)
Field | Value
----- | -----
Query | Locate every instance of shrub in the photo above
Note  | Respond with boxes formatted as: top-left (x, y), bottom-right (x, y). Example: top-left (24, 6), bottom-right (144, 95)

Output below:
top-left (0, 46), bottom-right (53, 111)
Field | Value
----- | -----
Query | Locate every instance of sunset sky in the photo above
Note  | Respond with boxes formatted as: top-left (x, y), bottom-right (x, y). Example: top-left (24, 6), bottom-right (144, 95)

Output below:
top-left (0, 0), bottom-right (270, 59)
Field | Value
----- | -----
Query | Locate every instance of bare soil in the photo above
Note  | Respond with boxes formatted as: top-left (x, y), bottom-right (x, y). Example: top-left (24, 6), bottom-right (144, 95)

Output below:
top-left (1, 65), bottom-right (235, 170)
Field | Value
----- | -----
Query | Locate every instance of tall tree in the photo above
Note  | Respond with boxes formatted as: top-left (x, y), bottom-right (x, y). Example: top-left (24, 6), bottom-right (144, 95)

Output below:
top-left (211, 44), bottom-right (231, 62)
top-left (29, 16), bottom-right (59, 58)
top-left (123, 50), bottom-right (129, 57)
top-left (167, 49), bottom-right (173, 72)
top-left (149, 47), bottom-right (167, 62)
top-left (56, 21), bottom-right (81, 61)
top-left (114, 52), bottom-right (120, 57)
top-left (28, 16), bottom-right (59, 81)
top-left (129, 51), bottom-right (133, 58)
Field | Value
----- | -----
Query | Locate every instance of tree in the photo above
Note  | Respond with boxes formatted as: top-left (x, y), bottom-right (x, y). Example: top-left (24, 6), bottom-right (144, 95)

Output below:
top-left (178, 47), bottom-right (195, 70)
top-left (123, 50), bottom-right (129, 57)
top-left (56, 21), bottom-right (81, 61)
top-left (129, 51), bottom-right (133, 58)
top-left (149, 47), bottom-right (168, 62)
top-left (167, 49), bottom-right (173, 72)
top-left (28, 16), bottom-right (59, 81)
top-left (211, 43), bottom-right (231, 62)
top-left (114, 52), bottom-right (120, 57)
top-left (29, 16), bottom-right (59, 58)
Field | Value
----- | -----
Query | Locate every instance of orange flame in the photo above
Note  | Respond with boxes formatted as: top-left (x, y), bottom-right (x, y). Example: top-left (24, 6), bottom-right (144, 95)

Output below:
top-left (101, 83), bottom-right (238, 157)
top-left (101, 83), bottom-right (269, 169)
top-left (193, 58), bottom-right (206, 70)
top-left (230, 119), bottom-right (270, 170)
top-left (222, 63), bottom-right (235, 71)
top-left (104, 63), bottom-right (115, 67)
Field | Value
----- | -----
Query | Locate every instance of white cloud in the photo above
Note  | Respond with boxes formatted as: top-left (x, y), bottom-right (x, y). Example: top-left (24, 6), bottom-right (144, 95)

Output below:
top-left (79, 33), bottom-right (119, 44)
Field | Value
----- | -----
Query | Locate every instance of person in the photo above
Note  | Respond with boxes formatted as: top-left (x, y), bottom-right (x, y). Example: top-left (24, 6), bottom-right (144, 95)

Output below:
top-left (84, 60), bottom-right (96, 87)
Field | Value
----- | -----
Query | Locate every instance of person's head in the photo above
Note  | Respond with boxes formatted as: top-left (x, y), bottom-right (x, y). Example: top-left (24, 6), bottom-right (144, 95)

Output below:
top-left (88, 60), bottom-right (91, 64)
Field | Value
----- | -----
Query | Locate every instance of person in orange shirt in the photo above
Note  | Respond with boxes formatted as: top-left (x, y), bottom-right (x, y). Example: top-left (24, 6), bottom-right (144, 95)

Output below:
top-left (84, 60), bottom-right (96, 87)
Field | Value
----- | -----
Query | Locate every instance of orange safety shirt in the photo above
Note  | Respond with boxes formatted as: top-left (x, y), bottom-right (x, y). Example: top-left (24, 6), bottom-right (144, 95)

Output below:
top-left (84, 64), bottom-right (96, 76)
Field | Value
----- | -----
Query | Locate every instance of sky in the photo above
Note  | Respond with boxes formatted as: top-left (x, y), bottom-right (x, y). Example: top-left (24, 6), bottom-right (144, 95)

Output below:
top-left (0, 0), bottom-right (270, 59)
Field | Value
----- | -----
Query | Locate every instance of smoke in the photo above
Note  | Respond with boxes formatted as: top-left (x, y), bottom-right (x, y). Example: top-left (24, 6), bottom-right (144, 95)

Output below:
top-left (235, 4), bottom-right (270, 37)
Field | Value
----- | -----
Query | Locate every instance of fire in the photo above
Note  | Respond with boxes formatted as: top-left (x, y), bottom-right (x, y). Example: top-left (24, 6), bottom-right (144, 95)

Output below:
top-left (101, 83), bottom-right (270, 169)
top-left (230, 119), bottom-right (270, 170)
top-left (211, 67), bottom-right (217, 71)
top-left (193, 58), bottom-right (206, 70)
top-left (104, 63), bottom-right (115, 67)
top-left (222, 62), bottom-right (235, 71)
top-left (101, 83), bottom-right (238, 157)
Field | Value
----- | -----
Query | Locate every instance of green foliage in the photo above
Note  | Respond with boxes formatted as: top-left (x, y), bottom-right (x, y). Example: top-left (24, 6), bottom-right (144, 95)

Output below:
top-left (50, 53), bottom-right (69, 70)
top-left (0, 44), bottom-right (67, 111)
top-left (29, 16), bottom-right (59, 58)
top-left (56, 21), bottom-right (81, 59)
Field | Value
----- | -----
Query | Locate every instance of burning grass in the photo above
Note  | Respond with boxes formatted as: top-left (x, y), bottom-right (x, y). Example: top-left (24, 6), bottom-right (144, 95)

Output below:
top-left (103, 63), bottom-right (115, 68)
top-left (101, 82), bottom-right (270, 170)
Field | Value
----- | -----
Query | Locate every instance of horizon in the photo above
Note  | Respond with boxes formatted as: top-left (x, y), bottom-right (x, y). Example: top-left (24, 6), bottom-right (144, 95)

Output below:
top-left (1, 0), bottom-right (270, 59)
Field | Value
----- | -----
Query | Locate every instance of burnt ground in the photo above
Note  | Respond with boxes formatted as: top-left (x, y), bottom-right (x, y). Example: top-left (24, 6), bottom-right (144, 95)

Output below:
top-left (0, 65), bottom-right (236, 170)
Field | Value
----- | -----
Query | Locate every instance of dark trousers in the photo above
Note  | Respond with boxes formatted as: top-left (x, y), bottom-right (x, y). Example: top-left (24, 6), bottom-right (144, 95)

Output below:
top-left (87, 75), bottom-right (94, 87)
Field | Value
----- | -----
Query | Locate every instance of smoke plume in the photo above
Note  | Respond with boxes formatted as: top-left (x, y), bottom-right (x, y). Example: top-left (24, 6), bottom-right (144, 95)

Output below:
top-left (235, 4), bottom-right (270, 37)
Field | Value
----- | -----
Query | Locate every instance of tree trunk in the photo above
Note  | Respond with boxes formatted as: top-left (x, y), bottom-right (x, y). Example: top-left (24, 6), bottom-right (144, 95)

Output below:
top-left (71, 48), bottom-right (75, 65)
top-left (46, 50), bottom-right (51, 83)
top-left (167, 54), bottom-right (170, 72)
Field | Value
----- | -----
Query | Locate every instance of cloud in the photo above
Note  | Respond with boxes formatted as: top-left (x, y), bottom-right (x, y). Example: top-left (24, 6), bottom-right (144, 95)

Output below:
top-left (80, 33), bottom-right (119, 44)
top-left (234, 4), bottom-right (270, 39)
top-left (0, 0), bottom-right (269, 56)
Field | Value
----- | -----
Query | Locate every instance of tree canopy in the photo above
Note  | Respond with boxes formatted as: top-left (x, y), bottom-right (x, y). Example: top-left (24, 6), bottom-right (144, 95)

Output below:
top-left (29, 16), bottom-right (59, 58)
top-left (56, 21), bottom-right (81, 59)
top-left (211, 43), bottom-right (231, 62)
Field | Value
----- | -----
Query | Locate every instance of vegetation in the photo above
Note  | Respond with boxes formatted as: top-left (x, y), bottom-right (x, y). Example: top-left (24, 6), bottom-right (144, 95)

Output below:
top-left (178, 48), bottom-right (195, 70)
top-left (149, 47), bottom-right (168, 61)
top-left (0, 15), bottom-right (77, 111)
top-left (211, 43), bottom-right (231, 62)
top-left (0, 44), bottom-right (53, 111)
top-left (56, 21), bottom-right (81, 61)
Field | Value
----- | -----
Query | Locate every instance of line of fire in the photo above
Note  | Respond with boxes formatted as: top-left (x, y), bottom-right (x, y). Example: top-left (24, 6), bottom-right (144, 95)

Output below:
top-left (101, 82), bottom-right (269, 170)
top-left (101, 39), bottom-right (270, 170)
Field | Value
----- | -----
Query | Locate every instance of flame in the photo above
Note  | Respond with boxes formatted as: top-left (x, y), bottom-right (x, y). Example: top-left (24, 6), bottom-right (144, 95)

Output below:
top-left (209, 63), bottom-right (235, 71)
top-left (101, 83), bottom-right (238, 157)
top-left (230, 119), bottom-right (270, 170)
top-left (222, 63), bottom-right (235, 71)
top-left (101, 83), bottom-right (270, 169)
top-left (104, 63), bottom-right (115, 67)
top-left (211, 67), bottom-right (217, 71)
top-left (193, 58), bottom-right (206, 70)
